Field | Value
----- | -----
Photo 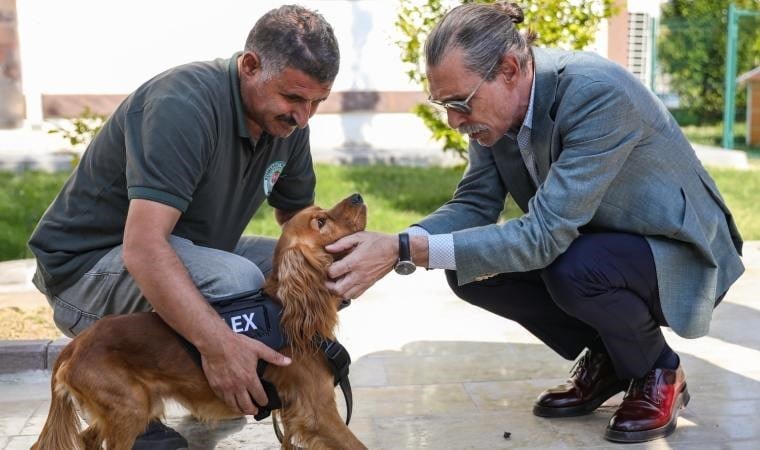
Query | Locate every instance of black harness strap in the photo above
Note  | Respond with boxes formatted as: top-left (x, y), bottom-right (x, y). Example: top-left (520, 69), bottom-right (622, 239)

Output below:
top-left (272, 337), bottom-right (353, 442)
top-left (319, 338), bottom-right (353, 423)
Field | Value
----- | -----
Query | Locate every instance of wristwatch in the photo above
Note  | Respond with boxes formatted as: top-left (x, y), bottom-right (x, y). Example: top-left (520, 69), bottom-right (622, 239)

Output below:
top-left (394, 233), bottom-right (417, 275)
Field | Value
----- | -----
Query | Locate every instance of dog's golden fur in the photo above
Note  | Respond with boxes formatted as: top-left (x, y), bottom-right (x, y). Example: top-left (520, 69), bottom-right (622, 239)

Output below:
top-left (31, 195), bottom-right (368, 450)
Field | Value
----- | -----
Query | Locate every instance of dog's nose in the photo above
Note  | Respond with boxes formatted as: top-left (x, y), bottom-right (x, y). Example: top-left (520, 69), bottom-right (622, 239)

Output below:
top-left (350, 193), bottom-right (363, 205)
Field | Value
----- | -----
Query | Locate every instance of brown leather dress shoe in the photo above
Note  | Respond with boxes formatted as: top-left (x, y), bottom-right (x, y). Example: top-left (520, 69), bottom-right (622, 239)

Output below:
top-left (533, 349), bottom-right (629, 417)
top-left (605, 365), bottom-right (689, 443)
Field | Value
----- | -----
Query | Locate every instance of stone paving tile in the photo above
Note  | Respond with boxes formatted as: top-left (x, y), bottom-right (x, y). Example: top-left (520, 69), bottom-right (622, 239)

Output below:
top-left (4, 435), bottom-right (37, 450)
top-left (687, 375), bottom-right (760, 401)
top-left (0, 371), bottom-right (49, 401)
top-left (696, 416), bottom-right (760, 442)
top-left (381, 354), bottom-right (534, 386)
top-left (340, 417), bottom-right (379, 449)
top-left (681, 397), bottom-right (760, 442)
top-left (352, 383), bottom-right (477, 419)
top-left (0, 401), bottom-right (34, 439)
top-left (366, 339), bottom-right (538, 358)
top-left (17, 400), bottom-right (50, 436)
top-left (350, 356), bottom-right (389, 387)
top-left (726, 441), bottom-right (760, 450)
top-left (371, 411), bottom-right (511, 449)
top-left (688, 398), bottom-right (760, 416)
top-left (462, 378), bottom-right (601, 412)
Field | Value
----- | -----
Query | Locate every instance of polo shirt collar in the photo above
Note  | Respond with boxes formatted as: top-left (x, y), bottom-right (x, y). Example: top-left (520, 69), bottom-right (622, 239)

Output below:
top-left (229, 52), bottom-right (251, 140)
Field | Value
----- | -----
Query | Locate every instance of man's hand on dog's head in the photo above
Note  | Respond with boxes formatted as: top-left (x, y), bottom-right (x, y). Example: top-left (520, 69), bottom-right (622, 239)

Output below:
top-left (325, 231), bottom-right (397, 299)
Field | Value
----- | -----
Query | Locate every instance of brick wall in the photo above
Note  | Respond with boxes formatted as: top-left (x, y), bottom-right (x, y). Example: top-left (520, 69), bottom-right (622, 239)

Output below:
top-left (0, 0), bottom-right (24, 128)
top-left (41, 91), bottom-right (428, 119)
top-left (606, 0), bottom-right (628, 68)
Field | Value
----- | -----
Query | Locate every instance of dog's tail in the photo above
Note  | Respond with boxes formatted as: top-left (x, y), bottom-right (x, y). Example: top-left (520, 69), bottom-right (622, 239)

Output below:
top-left (32, 363), bottom-right (82, 450)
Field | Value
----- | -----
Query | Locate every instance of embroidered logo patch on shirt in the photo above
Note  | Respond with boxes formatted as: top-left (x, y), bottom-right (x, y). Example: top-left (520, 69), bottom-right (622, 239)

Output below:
top-left (263, 161), bottom-right (285, 197)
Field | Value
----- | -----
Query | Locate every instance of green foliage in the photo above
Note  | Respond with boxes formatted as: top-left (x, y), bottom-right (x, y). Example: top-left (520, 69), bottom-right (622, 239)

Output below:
top-left (396, 0), bottom-right (448, 86)
top-left (47, 107), bottom-right (107, 148)
top-left (658, 0), bottom-right (760, 123)
top-left (395, 0), bottom-right (616, 159)
top-left (0, 171), bottom-right (70, 260)
top-left (511, 0), bottom-right (616, 49)
top-left (413, 103), bottom-right (469, 158)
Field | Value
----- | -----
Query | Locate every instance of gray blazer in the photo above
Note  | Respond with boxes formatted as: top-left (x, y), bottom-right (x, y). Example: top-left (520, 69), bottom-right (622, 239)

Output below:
top-left (418, 48), bottom-right (744, 339)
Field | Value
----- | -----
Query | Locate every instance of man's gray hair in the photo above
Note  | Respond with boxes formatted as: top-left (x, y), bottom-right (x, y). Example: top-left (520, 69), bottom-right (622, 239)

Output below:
top-left (245, 5), bottom-right (340, 83)
top-left (425, 2), bottom-right (536, 79)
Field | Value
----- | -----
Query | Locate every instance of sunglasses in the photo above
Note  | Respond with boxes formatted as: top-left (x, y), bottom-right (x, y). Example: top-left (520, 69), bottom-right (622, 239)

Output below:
top-left (428, 54), bottom-right (501, 115)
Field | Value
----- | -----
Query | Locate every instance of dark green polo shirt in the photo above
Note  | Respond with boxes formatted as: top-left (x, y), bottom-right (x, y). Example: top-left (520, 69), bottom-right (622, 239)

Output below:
top-left (28, 53), bottom-right (316, 295)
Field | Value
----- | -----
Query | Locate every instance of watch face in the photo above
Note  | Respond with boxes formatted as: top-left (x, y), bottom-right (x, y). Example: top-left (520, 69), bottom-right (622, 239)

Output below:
top-left (394, 260), bottom-right (416, 275)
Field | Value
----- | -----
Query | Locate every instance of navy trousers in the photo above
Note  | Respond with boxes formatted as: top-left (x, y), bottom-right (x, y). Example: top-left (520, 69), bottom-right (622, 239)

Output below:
top-left (446, 232), bottom-right (668, 379)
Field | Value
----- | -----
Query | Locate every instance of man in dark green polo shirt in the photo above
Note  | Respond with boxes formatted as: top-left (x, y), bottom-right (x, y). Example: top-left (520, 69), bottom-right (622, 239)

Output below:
top-left (28, 5), bottom-right (339, 448)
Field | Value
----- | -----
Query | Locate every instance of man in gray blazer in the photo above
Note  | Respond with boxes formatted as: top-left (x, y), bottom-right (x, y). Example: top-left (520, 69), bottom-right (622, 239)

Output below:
top-left (326, 2), bottom-right (744, 444)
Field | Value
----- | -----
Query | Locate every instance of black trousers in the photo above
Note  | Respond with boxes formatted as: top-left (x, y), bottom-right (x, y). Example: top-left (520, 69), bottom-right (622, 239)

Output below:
top-left (447, 232), bottom-right (669, 379)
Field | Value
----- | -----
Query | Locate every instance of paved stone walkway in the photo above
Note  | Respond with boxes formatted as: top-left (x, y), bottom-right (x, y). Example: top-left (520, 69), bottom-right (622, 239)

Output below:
top-left (1, 243), bottom-right (760, 449)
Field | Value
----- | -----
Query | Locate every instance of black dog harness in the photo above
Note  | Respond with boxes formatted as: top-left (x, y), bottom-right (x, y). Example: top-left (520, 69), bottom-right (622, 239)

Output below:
top-left (178, 289), bottom-right (353, 441)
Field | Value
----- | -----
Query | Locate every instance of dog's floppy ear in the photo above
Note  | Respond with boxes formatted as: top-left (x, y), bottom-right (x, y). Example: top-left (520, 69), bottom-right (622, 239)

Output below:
top-left (277, 245), bottom-right (336, 354)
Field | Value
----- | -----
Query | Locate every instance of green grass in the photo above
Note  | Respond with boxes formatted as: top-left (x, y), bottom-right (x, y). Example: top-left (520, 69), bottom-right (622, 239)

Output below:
top-left (708, 167), bottom-right (760, 240)
top-left (245, 164), bottom-right (525, 238)
top-left (2, 163), bottom-right (758, 262)
top-left (247, 164), bottom-right (470, 237)
top-left (0, 171), bottom-right (70, 260)
top-left (681, 121), bottom-right (760, 161)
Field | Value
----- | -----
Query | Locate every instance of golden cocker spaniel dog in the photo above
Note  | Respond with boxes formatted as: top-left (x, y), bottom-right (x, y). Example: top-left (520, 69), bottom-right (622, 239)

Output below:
top-left (32, 193), bottom-right (368, 450)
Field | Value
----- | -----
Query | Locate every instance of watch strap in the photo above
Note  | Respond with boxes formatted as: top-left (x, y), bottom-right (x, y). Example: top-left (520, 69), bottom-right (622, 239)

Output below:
top-left (398, 233), bottom-right (411, 262)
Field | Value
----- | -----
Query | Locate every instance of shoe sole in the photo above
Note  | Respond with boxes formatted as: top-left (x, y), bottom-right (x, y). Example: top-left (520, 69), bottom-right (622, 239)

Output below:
top-left (132, 431), bottom-right (189, 450)
top-left (532, 381), bottom-right (629, 418)
top-left (132, 440), bottom-right (188, 450)
top-left (132, 441), bottom-right (188, 450)
top-left (603, 383), bottom-right (690, 443)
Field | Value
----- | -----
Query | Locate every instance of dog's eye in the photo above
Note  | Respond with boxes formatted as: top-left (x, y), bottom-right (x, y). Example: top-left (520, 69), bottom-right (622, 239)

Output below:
top-left (317, 217), bottom-right (326, 228)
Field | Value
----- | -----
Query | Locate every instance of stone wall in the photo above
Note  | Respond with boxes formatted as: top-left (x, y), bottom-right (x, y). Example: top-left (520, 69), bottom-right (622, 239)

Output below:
top-left (0, 0), bottom-right (24, 128)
